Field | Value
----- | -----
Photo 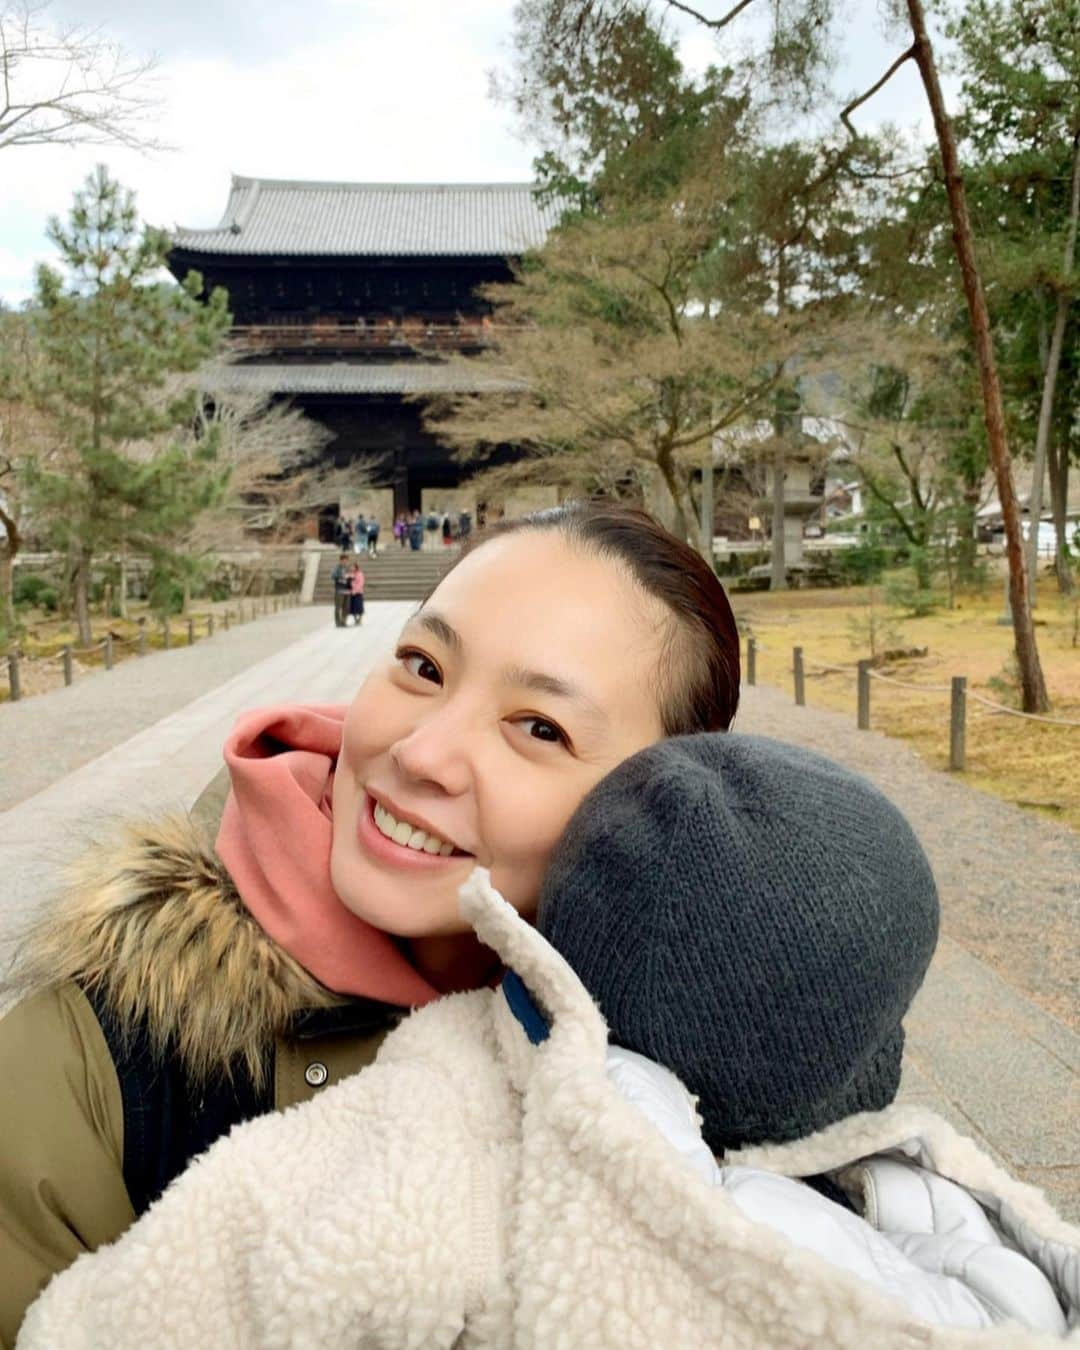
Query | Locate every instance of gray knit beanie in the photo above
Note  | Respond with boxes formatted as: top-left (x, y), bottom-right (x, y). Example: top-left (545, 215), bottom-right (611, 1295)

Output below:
top-left (536, 734), bottom-right (939, 1154)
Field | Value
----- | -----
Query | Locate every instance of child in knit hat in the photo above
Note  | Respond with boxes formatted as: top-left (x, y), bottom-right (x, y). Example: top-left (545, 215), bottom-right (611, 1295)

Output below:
top-left (535, 731), bottom-right (940, 1154)
top-left (522, 733), bottom-right (1068, 1336)
top-left (18, 736), bottom-right (1076, 1348)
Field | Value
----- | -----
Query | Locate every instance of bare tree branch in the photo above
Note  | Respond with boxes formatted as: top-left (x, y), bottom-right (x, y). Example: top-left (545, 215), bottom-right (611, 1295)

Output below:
top-left (663, 0), bottom-right (758, 30)
top-left (839, 44), bottom-right (917, 138)
top-left (0, 1), bottom-right (163, 153)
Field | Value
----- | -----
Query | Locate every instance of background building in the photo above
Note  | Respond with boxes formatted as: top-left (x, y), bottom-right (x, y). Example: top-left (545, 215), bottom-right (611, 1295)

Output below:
top-left (168, 177), bottom-right (561, 537)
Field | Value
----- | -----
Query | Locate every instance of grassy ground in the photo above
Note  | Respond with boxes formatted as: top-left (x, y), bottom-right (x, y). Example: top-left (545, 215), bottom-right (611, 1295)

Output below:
top-left (730, 578), bottom-right (1080, 833)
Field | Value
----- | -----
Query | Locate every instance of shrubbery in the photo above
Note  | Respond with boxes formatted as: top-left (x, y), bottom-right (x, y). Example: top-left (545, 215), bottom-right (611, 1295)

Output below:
top-left (13, 574), bottom-right (59, 612)
top-left (147, 565), bottom-right (186, 616)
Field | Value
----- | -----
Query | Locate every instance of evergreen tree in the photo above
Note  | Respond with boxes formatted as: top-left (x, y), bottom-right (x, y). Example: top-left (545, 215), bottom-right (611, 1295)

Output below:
top-left (23, 165), bottom-right (230, 643)
top-left (949, 0), bottom-right (1080, 599)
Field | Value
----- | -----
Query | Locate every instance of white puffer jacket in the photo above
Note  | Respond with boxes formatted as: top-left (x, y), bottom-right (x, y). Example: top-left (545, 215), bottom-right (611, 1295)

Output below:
top-left (606, 1049), bottom-right (1071, 1336)
top-left (18, 870), bottom-right (1080, 1349)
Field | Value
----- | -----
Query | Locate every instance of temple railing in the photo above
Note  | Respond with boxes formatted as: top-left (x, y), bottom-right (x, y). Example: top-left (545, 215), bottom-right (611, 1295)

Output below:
top-left (229, 321), bottom-right (499, 356)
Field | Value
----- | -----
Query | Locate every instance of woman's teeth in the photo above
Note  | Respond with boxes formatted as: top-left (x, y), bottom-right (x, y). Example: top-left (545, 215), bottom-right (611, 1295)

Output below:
top-left (373, 801), bottom-right (456, 856)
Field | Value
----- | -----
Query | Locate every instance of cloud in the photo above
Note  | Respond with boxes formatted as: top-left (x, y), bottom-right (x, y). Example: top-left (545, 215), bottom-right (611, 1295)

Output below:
top-left (1, 1), bottom-right (534, 301)
top-left (49, 0), bottom-right (362, 67)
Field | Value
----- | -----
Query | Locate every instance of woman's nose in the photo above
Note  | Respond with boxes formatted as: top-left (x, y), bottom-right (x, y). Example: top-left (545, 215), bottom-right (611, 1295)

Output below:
top-left (389, 706), bottom-right (473, 795)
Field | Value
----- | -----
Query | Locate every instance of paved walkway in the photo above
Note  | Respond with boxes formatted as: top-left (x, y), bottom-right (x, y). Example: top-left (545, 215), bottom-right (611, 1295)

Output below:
top-left (0, 603), bottom-right (414, 986)
top-left (0, 605), bottom-right (1076, 1219)
top-left (735, 685), bottom-right (1079, 1221)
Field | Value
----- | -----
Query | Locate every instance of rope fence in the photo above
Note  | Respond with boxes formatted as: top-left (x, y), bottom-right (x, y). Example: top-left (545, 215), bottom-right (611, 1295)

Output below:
top-left (742, 633), bottom-right (1080, 771)
top-left (4, 589), bottom-right (302, 703)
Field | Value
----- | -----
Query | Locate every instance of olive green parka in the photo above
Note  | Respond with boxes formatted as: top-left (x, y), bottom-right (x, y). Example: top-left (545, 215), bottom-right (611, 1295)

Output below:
top-left (0, 775), bottom-right (398, 1347)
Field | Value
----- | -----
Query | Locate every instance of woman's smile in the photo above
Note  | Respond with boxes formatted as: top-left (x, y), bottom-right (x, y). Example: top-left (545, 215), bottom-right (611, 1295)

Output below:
top-left (357, 791), bottom-right (474, 872)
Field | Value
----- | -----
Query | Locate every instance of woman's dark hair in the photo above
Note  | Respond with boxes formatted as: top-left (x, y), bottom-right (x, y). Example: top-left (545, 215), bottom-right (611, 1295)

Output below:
top-left (443, 500), bottom-right (740, 734)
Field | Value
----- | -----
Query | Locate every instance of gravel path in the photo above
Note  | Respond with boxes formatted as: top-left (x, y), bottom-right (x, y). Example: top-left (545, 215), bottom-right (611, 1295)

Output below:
top-left (0, 606), bottom-right (333, 812)
top-left (736, 684), bottom-right (1079, 1033)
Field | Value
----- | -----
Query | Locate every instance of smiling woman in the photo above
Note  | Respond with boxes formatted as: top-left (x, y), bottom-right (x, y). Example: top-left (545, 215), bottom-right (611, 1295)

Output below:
top-left (330, 505), bottom-right (739, 984)
top-left (0, 500), bottom-right (740, 1343)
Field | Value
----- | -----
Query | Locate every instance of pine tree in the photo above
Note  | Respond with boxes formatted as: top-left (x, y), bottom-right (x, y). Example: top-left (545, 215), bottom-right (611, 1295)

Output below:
top-left (24, 164), bottom-right (230, 643)
top-left (949, 0), bottom-right (1080, 601)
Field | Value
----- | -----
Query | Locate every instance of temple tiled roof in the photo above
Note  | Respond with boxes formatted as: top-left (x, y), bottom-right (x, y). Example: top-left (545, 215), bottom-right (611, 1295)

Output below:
top-left (173, 177), bottom-right (562, 257)
top-left (205, 361), bottom-right (521, 396)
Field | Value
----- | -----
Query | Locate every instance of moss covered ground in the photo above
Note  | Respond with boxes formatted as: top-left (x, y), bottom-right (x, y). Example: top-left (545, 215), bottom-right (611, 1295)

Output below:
top-left (731, 582), bottom-right (1080, 833)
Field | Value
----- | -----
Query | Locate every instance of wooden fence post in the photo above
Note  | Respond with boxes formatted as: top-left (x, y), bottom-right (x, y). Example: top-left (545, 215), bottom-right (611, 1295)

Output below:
top-left (857, 660), bottom-right (871, 730)
top-left (63, 646), bottom-right (73, 686)
top-left (224, 609), bottom-right (230, 631)
top-left (7, 652), bottom-right (21, 701)
top-left (187, 617), bottom-right (195, 646)
top-left (746, 636), bottom-right (757, 687)
top-left (138, 627), bottom-right (147, 657)
top-left (208, 613), bottom-right (215, 638)
top-left (793, 646), bottom-right (805, 707)
top-left (163, 619), bottom-right (171, 650)
top-left (104, 634), bottom-right (113, 671)
top-left (949, 676), bottom-right (967, 772)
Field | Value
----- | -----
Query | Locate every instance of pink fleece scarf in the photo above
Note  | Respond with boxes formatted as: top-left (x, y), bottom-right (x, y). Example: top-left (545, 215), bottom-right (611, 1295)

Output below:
top-left (215, 704), bottom-right (442, 1006)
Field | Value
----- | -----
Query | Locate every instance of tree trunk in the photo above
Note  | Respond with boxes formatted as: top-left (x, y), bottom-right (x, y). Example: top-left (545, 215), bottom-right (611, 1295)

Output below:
top-left (955, 486), bottom-right (980, 583)
top-left (73, 547), bottom-right (93, 647)
top-left (1025, 131), bottom-right (1080, 607)
top-left (182, 575), bottom-right (191, 617)
top-left (656, 444), bottom-right (701, 550)
top-left (700, 447), bottom-right (714, 567)
top-left (913, 543), bottom-right (932, 591)
top-left (0, 546), bottom-right (14, 639)
top-left (771, 256), bottom-right (790, 593)
top-left (1048, 433), bottom-right (1074, 596)
top-left (0, 503), bottom-right (19, 637)
top-left (118, 551), bottom-right (129, 620)
top-left (942, 531), bottom-right (956, 610)
top-left (906, 0), bottom-right (1050, 712)
top-left (770, 443), bottom-right (787, 590)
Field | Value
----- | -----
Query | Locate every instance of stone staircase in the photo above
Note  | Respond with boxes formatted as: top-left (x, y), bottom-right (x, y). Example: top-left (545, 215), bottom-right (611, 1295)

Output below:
top-left (312, 547), bottom-right (459, 603)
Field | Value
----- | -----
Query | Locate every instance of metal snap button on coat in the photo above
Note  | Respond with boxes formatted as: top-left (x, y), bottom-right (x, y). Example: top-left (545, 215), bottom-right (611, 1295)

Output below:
top-left (304, 1061), bottom-right (329, 1088)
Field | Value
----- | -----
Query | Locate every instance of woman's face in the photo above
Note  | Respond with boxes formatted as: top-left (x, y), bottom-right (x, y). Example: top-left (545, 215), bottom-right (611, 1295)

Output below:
top-left (330, 531), bottom-right (668, 937)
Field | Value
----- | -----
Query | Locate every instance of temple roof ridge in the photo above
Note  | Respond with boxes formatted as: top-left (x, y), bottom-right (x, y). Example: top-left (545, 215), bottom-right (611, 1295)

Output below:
top-left (172, 175), bottom-right (562, 259)
top-left (224, 174), bottom-right (542, 195)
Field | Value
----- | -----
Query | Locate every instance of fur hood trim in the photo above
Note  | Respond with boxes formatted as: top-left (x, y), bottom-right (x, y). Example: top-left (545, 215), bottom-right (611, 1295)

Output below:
top-left (13, 815), bottom-right (342, 1086)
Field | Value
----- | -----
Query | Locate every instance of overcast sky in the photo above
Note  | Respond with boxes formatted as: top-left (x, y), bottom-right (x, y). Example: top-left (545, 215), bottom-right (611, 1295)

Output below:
top-left (1, 0), bottom-right (942, 304)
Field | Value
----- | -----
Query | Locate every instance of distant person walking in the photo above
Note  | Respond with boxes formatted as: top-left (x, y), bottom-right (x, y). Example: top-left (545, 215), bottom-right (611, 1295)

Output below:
top-left (442, 513), bottom-right (453, 548)
top-left (408, 510), bottom-right (423, 552)
top-left (366, 517), bottom-right (380, 558)
top-left (393, 514), bottom-right (407, 549)
top-left (348, 562), bottom-right (365, 626)
top-left (330, 552), bottom-right (352, 628)
top-left (353, 516), bottom-right (366, 554)
top-left (458, 510), bottom-right (472, 542)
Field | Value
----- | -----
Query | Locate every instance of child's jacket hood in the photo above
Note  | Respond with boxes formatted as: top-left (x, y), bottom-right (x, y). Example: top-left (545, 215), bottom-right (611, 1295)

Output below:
top-left (18, 871), bottom-right (1080, 1349)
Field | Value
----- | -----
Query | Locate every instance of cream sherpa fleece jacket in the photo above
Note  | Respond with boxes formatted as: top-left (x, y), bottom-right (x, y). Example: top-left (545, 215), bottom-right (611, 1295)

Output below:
top-left (18, 871), bottom-right (1080, 1350)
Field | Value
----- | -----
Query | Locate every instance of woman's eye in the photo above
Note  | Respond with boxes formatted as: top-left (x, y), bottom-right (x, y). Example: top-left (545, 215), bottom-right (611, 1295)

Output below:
top-left (398, 650), bottom-right (441, 684)
top-left (515, 716), bottom-right (568, 747)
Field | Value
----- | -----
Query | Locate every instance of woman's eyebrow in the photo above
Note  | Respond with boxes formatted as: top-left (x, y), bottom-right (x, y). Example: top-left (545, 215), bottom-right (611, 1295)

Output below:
top-left (503, 665), bottom-right (610, 727)
top-left (413, 610), bottom-right (608, 727)
top-left (413, 610), bottom-right (461, 651)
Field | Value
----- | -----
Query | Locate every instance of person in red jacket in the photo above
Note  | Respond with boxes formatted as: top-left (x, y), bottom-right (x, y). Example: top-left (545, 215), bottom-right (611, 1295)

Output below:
top-left (348, 561), bottom-right (365, 626)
